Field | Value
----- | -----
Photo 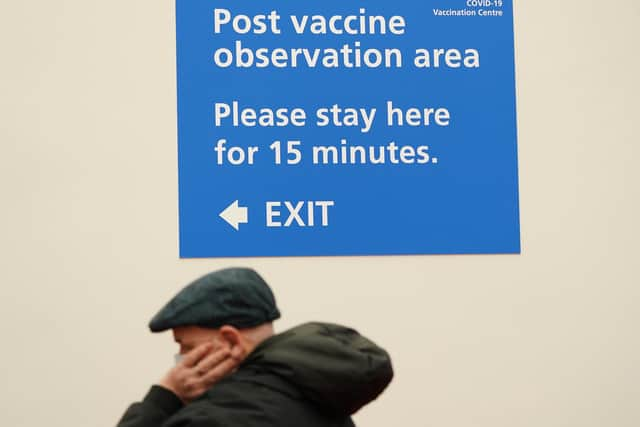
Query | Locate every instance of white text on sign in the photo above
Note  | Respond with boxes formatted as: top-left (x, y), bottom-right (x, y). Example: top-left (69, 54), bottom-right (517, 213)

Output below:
top-left (266, 201), bottom-right (335, 227)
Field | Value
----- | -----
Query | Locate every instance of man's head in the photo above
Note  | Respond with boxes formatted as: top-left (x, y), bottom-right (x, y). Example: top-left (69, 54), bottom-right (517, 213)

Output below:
top-left (149, 267), bottom-right (280, 361)
top-left (173, 322), bottom-right (275, 362)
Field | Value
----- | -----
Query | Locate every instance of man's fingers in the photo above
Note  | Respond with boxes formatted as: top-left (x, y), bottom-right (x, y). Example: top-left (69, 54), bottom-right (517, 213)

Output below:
top-left (181, 343), bottom-right (213, 367)
top-left (193, 347), bottom-right (231, 374)
top-left (230, 344), bottom-right (246, 361)
top-left (200, 355), bottom-right (240, 385)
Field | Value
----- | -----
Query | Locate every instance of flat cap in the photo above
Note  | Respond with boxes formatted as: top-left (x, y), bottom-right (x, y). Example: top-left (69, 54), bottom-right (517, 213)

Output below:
top-left (149, 267), bottom-right (280, 332)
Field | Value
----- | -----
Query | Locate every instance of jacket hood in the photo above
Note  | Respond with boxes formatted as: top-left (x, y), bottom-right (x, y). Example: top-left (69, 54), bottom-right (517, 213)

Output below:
top-left (242, 322), bottom-right (394, 416)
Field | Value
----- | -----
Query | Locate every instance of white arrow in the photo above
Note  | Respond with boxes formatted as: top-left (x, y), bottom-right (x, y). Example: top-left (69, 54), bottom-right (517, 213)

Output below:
top-left (219, 200), bottom-right (248, 231)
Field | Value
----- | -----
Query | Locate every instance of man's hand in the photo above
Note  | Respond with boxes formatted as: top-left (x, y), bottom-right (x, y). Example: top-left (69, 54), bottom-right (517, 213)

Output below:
top-left (158, 343), bottom-right (241, 403)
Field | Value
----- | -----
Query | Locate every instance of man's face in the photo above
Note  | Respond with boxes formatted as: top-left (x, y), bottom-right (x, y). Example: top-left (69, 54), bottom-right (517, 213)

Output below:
top-left (172, 326), bottom-right (223, 355)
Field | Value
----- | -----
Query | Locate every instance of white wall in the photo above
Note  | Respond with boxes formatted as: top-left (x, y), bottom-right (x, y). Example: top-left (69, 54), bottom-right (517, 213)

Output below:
top-left (1, 1), bottom-right (639, 426)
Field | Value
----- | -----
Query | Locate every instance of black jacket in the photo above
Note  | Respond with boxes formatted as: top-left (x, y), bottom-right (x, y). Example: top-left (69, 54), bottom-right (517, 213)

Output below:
top-left (117, 322), bottom-right (394, 427)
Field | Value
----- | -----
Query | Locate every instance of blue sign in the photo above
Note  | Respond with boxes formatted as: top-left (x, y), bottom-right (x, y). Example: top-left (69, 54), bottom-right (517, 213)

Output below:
top-left (177, 0), bottom-right (520, 258)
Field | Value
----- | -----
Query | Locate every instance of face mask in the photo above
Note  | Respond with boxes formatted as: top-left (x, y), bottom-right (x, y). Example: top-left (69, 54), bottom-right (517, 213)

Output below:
top-left (174, 353), bottom-right (184, 365)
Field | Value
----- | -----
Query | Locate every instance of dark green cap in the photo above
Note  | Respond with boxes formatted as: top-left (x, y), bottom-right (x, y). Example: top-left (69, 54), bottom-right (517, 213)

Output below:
top-left (149, 267), bottom-right (280, 332)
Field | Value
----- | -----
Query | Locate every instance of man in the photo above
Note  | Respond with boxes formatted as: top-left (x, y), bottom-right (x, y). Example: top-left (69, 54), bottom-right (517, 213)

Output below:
top-left (117, 267), bottom-right (393, 427)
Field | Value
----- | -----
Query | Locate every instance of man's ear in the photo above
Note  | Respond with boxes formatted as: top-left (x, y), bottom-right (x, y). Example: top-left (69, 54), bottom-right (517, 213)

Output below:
top-left (219, 325), bottom-right (247, 360)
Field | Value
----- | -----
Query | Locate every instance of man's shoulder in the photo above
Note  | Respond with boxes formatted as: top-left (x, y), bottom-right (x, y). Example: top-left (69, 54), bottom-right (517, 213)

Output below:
top-left (163, 399), bottom-right (226, 427)
top-left (202, 366), bottom-right (303, 404)
top-left (170, 370), bottom-right (288, 419)
top-left (169, 369), bottom-right (351, 427)
top-left (162, 376), bottom-right (278, 427)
